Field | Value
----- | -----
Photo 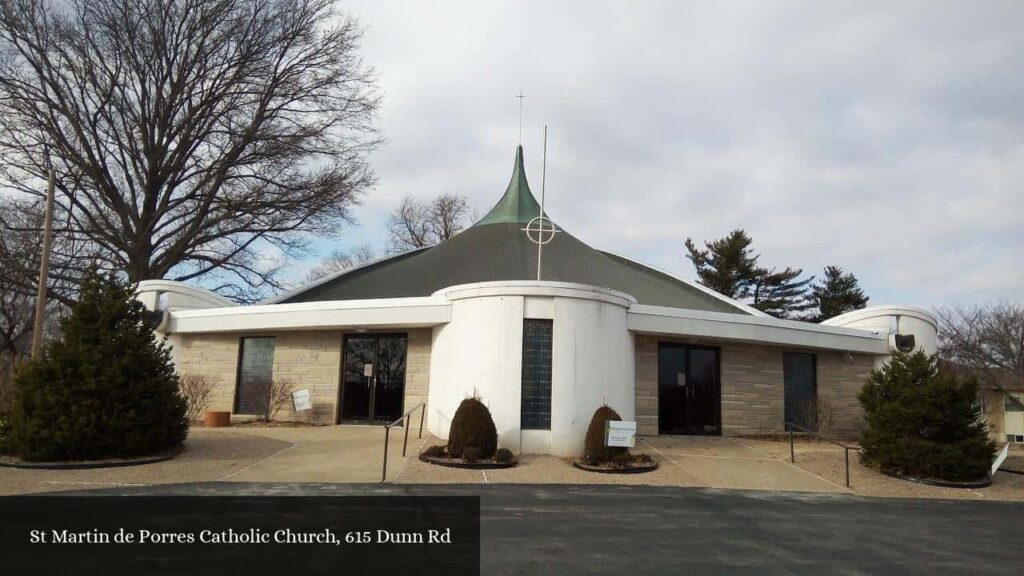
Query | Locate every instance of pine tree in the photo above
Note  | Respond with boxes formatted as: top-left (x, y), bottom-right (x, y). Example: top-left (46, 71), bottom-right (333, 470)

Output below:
top-left (858, 350), bottom-right (996, 482)
top-left (750, 266), bottom-right (815, 319)
top-left (10, 270), bottom-right (187, 461)
top-left (684, 230), bottom-right (759, 299)
top-left (810, 265), bottom-right (869, 322)
top-left (686, 229), bottom-right (814, 318)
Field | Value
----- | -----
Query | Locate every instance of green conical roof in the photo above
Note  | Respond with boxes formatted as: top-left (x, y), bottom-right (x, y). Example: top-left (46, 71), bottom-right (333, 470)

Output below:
top-left (475, 145), bottom-right (546, 226)
top-left (272, 143), bottom-right (755, 314)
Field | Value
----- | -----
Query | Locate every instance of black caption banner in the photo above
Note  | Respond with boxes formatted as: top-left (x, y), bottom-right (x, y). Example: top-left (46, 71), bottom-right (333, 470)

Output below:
top-left (0, 496), bottom-right (480, 575)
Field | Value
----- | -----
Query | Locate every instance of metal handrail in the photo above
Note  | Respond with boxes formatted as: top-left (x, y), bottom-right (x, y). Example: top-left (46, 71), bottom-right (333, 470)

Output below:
top-left (381, 402), bottom-right (427, 483)
top-left (785, 421), bottom-right (860, 488)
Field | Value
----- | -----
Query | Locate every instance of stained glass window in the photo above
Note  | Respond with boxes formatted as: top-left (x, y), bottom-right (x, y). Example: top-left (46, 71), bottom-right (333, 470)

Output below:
top-left (521, 319), bottom-right (553, 430)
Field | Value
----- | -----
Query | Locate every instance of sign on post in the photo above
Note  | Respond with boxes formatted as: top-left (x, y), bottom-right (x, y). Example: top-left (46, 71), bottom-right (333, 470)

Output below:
top-left (291, 389), bottom-right (312, 412)
top-left (605, 421), bottom-right (637, 448)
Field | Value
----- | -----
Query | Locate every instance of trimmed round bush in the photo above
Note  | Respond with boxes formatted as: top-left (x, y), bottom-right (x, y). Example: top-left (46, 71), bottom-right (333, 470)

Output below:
top-left (494, 448), bottom-right (514, 464)
top-left (462, 446), bottom-right (481, 463)
top-left (9, 271), bottom-right (188, 461)
top-left (583, 405), bottom-right (628, 464)
top-left (422, 445), bottom-right (446, 458)
top-left (447, 397), bottom-right (497, 459)
top-left (858, 350), bottom-right (996, 482)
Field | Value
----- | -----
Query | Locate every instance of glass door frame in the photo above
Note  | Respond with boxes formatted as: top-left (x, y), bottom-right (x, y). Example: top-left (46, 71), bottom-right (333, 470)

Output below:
top-left (657, 342), bottom-right (722, 436)
top-left (336, 332), bottom-right (409, 425)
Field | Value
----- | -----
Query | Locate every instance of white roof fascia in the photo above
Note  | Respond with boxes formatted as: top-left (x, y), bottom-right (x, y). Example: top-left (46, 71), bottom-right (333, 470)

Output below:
top-left (261, 246), bottom-right (432, 305)
top-left (598, 249), bottom-right (771, 317)
top-left (821, 305), bottom-right (938, 330)
top-left (628, 304), bottom-right (889, 354)
top-left (168, 296), bottom-right (450, 334)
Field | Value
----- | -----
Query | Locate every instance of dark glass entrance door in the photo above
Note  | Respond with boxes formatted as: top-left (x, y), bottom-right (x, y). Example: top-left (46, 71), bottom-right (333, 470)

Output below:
top-left (658, 343), bottom-right (720, 435)
top-left (339, 334), bottom-right (407, 424)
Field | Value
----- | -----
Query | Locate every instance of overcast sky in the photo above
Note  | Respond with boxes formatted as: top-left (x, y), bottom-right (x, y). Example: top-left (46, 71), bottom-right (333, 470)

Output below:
top-left (293, 0), bottom-right (1023, 308)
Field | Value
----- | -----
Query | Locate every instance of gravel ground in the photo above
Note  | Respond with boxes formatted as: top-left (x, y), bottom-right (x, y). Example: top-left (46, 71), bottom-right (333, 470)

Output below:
top-left (791, 450), bottom-right (1024, 501)
top-left (401, 435), bottom-right (1024, 501)
top-left (398, 436), bottom-right (842, 492)
top-left (1002, 452), bottom-right (1024, 472)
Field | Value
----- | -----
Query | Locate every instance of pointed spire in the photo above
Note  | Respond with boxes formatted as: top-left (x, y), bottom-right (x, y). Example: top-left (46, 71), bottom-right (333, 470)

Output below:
top-left (475, 146), bottom-right (546, 226)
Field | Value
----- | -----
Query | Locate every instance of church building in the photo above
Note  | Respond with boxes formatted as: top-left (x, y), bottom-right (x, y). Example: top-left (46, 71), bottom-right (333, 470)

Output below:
top-left (136, 147), bottom-right (938, 456)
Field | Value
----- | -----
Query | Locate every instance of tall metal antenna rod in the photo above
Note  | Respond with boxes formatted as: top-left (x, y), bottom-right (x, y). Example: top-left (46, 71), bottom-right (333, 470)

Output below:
top-left (537, 125), bottom-right (547, 281)
top-left (516, 91), bottom-right (525, 145)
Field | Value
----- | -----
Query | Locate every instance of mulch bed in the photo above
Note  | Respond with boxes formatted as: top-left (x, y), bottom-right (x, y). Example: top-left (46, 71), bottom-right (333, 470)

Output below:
top-left (0, 450), bottom-right (179, 470)
top-left (419, 453), bottom-right (518, 469)
top-left (572, 458), bottom-right (659, 474)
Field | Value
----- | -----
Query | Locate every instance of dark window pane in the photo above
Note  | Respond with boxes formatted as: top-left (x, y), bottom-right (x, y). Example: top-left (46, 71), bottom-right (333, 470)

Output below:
top-left (373, 335), bottom-right (407, 423)
top-left (235, 337), bottom-right (275, 415)
top-left (783, 352), bottom-right (817, 430)
top-left (521, 319), bottom-right (553, 430)
top-left (1005, 395), bottom-right (1023, 412)
top-left (341, 336), bottom-right (377, 423)
top-left (339, 334), bottom-right (408, 424)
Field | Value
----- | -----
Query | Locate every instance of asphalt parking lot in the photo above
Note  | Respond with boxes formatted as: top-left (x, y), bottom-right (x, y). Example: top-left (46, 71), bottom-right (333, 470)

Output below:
top-left (48, 482), bottom-right (1024, 575)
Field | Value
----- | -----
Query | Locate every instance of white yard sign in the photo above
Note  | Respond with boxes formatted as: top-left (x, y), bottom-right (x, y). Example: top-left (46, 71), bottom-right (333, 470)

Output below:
top-left (291, 389), bottom-right (312, 412)
top-left (605, 421), bottom-right (637, 448)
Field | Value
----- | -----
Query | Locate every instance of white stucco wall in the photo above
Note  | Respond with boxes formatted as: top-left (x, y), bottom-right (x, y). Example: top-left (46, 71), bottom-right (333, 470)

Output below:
top-left (427, 282), bottom-right (635, 457)
top-left (823, 306), bottom-right (938, 367)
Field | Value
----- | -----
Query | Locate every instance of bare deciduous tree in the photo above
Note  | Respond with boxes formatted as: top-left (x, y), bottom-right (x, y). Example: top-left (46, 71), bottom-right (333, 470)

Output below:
top-left (178, 374), bottom-right (219, 423)
top-left (0, 196), bottom-right (74, 372)
top-left (935, 303), bottom-right (1024, 408)
top-left (305, 245), bottom-right (376, 282)
top-left (385, 193), bottom-right (470, 253)
top-left (0, 0), bottom-right (381, 303)
top-left (431, 192), bottom-right (470, 242)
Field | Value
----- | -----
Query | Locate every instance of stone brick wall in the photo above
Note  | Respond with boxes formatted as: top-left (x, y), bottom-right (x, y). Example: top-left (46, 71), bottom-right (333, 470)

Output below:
top-left (720, 343), bottom-right (785, 436)
top-left (404, 329), bottom-right (431, 414)
top-left (816, 351), bottom-right (874, 438)
top-left (634, 335), bottom-right (873, 439)
top-left (170, 328), bottom-right (432, 425)
top-left (634, 336), bottom-right (659, 435)
top-left (269, 331), bottom-right (343, 423)
top-left (171, 332), bottom-right (242, 416)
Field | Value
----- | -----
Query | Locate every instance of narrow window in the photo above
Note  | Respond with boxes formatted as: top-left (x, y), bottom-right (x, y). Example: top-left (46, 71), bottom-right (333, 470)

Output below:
top-left (235, 337), bottom-right (275, 415)
top-left (521, 319), bottom-right (553, 430)
top-left (783, 352), bottom-right (817, 431)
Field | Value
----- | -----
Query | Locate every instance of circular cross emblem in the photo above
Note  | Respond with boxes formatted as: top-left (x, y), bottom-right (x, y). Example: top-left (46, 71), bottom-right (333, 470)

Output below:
top-left (524, 216), bottom-right (558, 245)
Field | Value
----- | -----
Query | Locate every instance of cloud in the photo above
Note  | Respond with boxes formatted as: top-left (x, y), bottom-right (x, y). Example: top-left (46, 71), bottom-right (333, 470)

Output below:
top-left (298, 0), bottom-right (1024, 307)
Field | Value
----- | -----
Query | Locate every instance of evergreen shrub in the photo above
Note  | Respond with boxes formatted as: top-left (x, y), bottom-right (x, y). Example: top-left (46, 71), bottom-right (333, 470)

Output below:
top-left (447, 397), bottom-right (497, 459)
top-left (494, 448), bottom-right (514, 463)
top-left (858, 350), bottom-right (996, 482)
top-left (583, 405), bottom-right (628, 464)
top-left (9, 271), bottom-right (188, 461)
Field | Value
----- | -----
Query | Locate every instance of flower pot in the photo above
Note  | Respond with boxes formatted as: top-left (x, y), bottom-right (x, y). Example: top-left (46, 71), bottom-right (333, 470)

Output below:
top-left (204, 411), bottom-right (231, 427)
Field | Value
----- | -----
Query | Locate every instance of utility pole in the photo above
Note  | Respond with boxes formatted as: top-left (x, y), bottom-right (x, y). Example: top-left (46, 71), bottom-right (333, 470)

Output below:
top-left (31, 167), bottom-right (55, 359)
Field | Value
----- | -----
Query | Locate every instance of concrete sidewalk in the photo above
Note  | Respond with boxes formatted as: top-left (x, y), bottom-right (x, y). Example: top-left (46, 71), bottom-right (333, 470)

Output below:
top-left (5, 428), bottom-right (1022, 500)
top-left (0, 424), bottom-right (420, 495)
